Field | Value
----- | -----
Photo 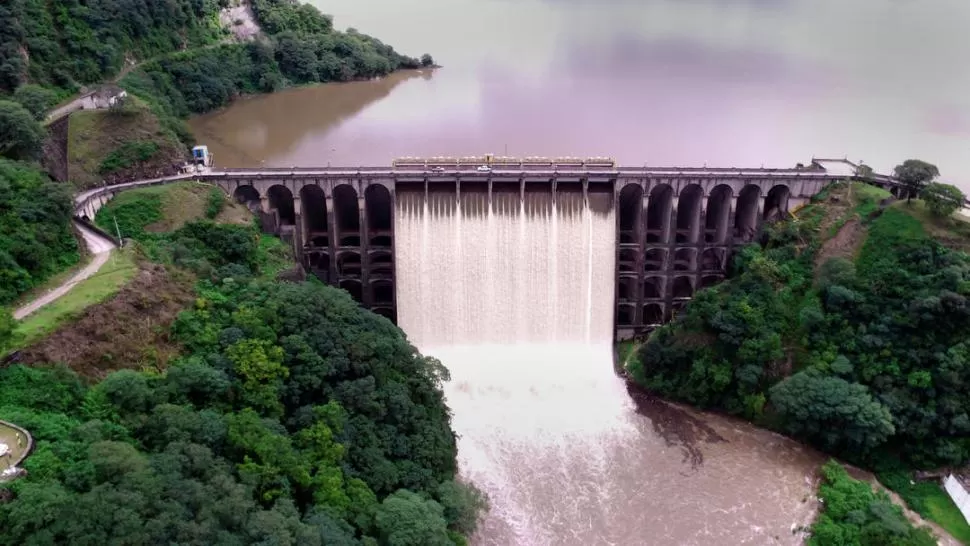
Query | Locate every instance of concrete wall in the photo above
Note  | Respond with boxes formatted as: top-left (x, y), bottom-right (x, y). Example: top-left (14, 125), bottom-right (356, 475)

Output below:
top-left (613, 175), bottom-right (818, 338)
top-left (220, 176), bottom-right (397, 322)
top-left (70, 167), bottom-right (861, 333)
top-left (944, 475), bottom-right (970, 525)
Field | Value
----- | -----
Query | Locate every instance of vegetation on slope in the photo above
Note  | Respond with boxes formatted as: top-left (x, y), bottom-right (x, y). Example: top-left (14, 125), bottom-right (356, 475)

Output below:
top-left (11, 248), bottom-right (138, 352)
top-left (67, 99), bottom-right (185, 189)
top-left (3, 0), bottom-right (433, 181)
top-left (810, 461), bottom-right (936, 546)
top-left (0, 159), bottom-right (78, 306)
top-left (628, 178), bottom-right (970, 543)
top-left (0, 0), bottom-right (225, 93)
top-left (94, 181), bottom-right (251, 235)
top-left (2, 183), bottom-right (485, 544)
top-left (630, 180), bottom-right (970, 468)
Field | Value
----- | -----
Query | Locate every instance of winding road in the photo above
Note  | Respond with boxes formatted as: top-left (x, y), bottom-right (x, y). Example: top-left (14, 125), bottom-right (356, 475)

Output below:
top-left (13, 222), bottom-right (117, 320)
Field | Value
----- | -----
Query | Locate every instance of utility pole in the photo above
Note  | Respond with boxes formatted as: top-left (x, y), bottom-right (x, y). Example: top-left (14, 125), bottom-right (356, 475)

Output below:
top-left (114, 215), bottom-right (123, 248)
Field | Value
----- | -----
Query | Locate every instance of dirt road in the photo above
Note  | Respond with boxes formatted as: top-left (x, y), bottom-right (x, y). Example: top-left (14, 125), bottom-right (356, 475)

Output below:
top-left (13, 222), bottom-right (116, 320)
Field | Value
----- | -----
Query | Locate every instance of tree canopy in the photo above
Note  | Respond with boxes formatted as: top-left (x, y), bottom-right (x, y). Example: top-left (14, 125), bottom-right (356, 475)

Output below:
top-left (0, 100), bottom-right (44, 160)
top-left (0, 215), bottom-right (483, 544)
top-left (810, 461), bottom-right (936, 546)
top-left (0, 159), bottom-right (78, 305)
top-left (894, 159), bottom-right (940, 202)
top-left (630, 182), bottom-right (970, 469)
top-left (921, 182), bottom-right (966, 218)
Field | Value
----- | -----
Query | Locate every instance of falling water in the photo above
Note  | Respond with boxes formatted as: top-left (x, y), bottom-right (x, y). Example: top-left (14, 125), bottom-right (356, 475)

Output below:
top-left (395, 188), bottom-right (821, 546)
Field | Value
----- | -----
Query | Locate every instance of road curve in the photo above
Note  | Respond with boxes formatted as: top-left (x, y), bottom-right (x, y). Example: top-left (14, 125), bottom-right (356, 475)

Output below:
top-left (13, 221), bottom-right (117, 320)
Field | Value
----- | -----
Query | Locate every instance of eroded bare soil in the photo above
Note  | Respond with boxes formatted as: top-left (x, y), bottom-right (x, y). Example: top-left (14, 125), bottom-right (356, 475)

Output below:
top-left (20, 263), bottom-right (195, 378)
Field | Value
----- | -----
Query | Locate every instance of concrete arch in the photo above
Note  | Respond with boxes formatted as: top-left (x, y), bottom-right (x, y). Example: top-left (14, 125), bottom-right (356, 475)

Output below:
top-left (646, 184), bottom-right (673, 244)
top-left (618, 184), bottom-right (643, 244)
top-left (369, 250), bottom-right (393, 276)
top-left (643, 276), bottom-right (665, 299)
top-left (372, 306), bottom-right (396, 322)
top-left (339, 279), bottom-right (363, 303)
top-left (701, 248), bottom-right (725, 271)
top-left (336, 251), bottom-right (362, 276)
top-left (671, 276), bottom-right (695, 299)
top-left (642, 304), bottom-right (663, 325)
top-left (365, 184), bottom-right (392, 234)
top-left (234, 185), bottom-right (260, 210)
top-left (306, 250), bottom-right (331, 282)
top-left (644, 248), bottom-right (666, 272)
top-left (300, 184), bottom-right (328, 238)
top-left (334, 184), bottom-right (361, 247)
top-left (370, 279), bottom-right (394, 304)
top-left (618, 249), bottom-right (638, 273)
top-left (705, 184), bottom-right (732, 244)
top-left (675, 184), bottom-right (703, 243)
top-left (267, 185), bottom-right (295, 225)
top-left (616, 303), bottom-right (636, 327)
top-left (764, 185), bottom-right (790, 223)
top-left (734, 184), bottom-right (761, 243)
top-left (701, 275), bottom-right (723, 289)
top-left (617, 276), bottom-right (638, 301)
top-left (673, 248), bottom-right (697, 272)
top-left (669, 301), bottom-right (686, 320)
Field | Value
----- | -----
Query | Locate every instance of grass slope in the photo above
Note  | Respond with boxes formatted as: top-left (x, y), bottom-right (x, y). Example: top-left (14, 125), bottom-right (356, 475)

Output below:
top-left (67, 98), bottom-right (185, 190)
top-left (96, 181), bottom-right (251, 237)
top-left (893, 199), bottom-right (970, 253)
top-left (15, 181), bottom-right (280, 379)
top-left (11, 248), bottom-right (137, 350)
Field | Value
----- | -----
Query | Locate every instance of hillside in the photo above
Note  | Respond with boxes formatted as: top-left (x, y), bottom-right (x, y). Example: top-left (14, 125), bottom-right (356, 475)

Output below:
top-left (627, 179), bottom-right (970, 543)
top-left (2, 0), bottom-right (432, 190)
top-left (2, 181), bottom-right (485, 544)
top-left (67, 98), bottom-right (185, 189)
top-left (6, 183), bottom-right (254, 357)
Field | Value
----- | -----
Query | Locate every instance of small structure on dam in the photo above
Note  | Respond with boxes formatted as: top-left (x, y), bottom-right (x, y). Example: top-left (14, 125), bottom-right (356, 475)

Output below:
top-left (74, 156), bottom-right (892, 339)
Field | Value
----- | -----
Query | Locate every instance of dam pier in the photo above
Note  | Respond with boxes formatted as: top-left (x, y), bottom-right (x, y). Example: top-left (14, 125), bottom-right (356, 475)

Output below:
top-left (74, 156), bottom-right (901, 338)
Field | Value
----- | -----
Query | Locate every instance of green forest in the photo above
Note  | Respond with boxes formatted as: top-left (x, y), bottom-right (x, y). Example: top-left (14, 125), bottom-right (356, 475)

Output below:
top-left (810, 461), bottom-right (936, 546)
top-left (0, 160), bottom-right (78, 306)
top-left (630, 184), bottom-right (970, 470)
top-left (1, 207), bottom-right (484, 544)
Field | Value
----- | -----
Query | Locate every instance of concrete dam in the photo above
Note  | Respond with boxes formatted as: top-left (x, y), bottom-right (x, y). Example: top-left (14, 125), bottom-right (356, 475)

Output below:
top-left (75, 157), bottom-right (887, 340)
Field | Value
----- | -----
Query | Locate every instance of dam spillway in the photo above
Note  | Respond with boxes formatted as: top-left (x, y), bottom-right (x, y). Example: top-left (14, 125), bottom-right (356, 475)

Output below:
top-left (394, 185), bottom-right (615, 347)
top-left (70, 160), bottom-right (859, 543)
top-left (75, 159), bottom-right (880, 336)
top-left (218, 169), bottom-right (823, 338)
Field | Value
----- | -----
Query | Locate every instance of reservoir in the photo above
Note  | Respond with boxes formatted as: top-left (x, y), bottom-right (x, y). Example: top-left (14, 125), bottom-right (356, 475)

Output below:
top-left (190, 0), bottom-right (970, 188)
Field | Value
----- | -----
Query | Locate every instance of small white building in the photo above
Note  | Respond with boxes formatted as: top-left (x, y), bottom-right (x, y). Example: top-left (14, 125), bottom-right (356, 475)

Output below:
top-left (944, 473), bottom-right (970, 525)
top-left (78, 85), bottom-right (128, 110)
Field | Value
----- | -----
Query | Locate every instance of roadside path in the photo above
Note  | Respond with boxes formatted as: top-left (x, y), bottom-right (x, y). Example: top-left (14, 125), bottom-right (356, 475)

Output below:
top-left (13, 222), bottom-right (116, 320)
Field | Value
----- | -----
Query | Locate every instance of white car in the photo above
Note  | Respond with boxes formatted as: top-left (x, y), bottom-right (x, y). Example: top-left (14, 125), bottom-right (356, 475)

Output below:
top-left (476, 165), bottom-right (492, 173)
top-left (430, 166), bottom-right (445, 173)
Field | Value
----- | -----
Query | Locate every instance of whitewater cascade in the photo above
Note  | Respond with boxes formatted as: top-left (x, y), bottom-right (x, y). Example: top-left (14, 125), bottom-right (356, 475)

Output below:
top-left (394, 188), bottom-right (819, 546)
top-left (396, 188), bottom-right (634, 544)
top-left (395, 189), bottom-right (615, 347)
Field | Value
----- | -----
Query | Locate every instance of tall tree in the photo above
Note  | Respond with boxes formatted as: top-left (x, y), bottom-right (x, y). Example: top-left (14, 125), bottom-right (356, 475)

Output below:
top-left (893, 159), bottom-right (940, 203)
top-left (0, 100), bottom-right (44, 160)
top-left (921, 182), bottom-right (966, 218)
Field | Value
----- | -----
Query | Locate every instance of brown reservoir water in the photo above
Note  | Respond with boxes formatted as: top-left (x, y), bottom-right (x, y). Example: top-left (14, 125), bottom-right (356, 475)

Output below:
top-left (188, 1), bottom-right (970, 543)
top-left (190, 0), bottom-right (970, 189)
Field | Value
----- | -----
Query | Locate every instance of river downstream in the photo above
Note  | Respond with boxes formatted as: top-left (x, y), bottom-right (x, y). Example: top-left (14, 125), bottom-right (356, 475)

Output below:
top-left (187, 1), bottom-right (970, 543)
